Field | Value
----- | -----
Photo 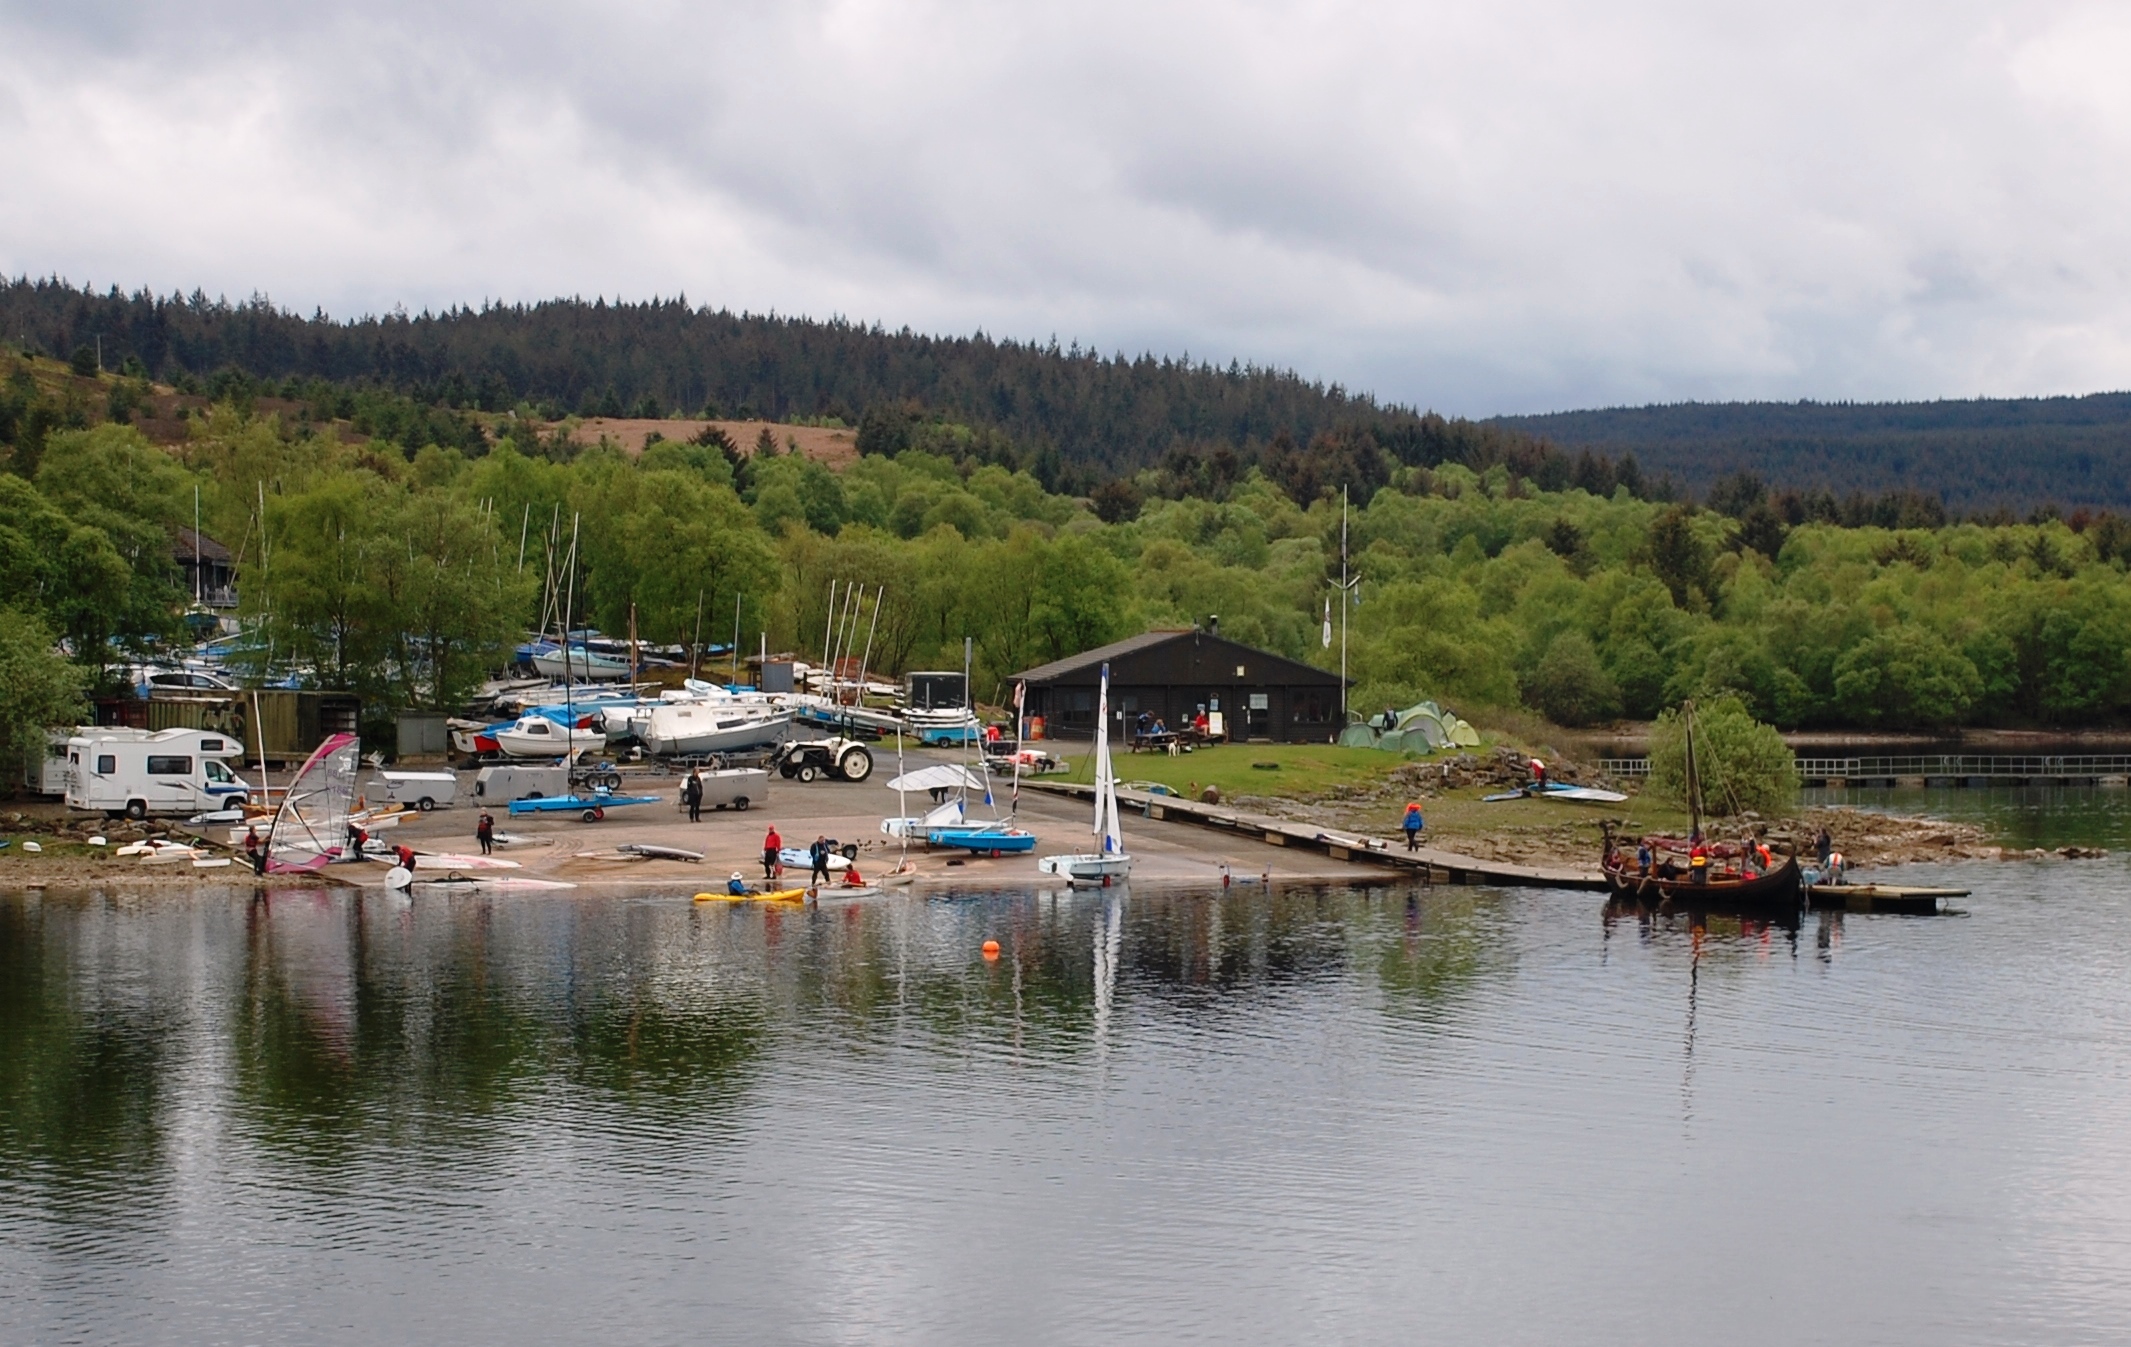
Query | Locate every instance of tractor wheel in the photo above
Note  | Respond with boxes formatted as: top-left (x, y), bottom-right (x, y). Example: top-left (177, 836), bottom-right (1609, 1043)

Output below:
top-left (798, 764), bottom-right (818, 784)
top-left (839, 746), bottom-right (874, 782)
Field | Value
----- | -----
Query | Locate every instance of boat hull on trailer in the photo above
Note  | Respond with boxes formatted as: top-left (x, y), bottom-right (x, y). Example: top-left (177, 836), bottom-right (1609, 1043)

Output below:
top-left (641, 706), bottom-right (791, 757)
top-left (531, 646), bottom-right (633, 679)
top-left (926, 826), bottom-right (1037, 854)
top-left (1036, 853), bottom-right (1131, 881)
top-left (1603, 854), bottom-right (1803, 911)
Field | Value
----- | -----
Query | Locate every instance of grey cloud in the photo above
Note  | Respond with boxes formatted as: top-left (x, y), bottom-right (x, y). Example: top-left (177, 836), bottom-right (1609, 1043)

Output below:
top-left (1, 0), bottom-right (2128, 414)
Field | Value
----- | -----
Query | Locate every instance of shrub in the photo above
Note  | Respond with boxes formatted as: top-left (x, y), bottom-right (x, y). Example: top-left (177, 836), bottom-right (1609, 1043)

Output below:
top-left (1647, 694), bottom-right (1796, 817)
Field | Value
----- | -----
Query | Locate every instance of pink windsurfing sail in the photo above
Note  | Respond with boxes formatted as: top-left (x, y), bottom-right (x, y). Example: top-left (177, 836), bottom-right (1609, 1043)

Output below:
top-left (264, 732), bottom-right (362, 873)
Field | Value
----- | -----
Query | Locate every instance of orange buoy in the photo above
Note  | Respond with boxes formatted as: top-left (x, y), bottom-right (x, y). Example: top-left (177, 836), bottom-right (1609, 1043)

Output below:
top-left (981, 939), bottom-right (1001, 959)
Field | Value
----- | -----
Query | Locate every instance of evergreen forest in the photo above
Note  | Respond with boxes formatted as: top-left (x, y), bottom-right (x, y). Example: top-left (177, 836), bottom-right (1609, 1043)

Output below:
top-left (12, 276), bottom-right (2131, 513)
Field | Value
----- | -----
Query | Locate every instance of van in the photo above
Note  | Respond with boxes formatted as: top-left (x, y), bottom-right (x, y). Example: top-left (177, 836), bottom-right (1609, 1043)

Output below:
top-left (65, 728), bottom-right (253, 819)
top-left (473, 762), bottom-right (569, 802)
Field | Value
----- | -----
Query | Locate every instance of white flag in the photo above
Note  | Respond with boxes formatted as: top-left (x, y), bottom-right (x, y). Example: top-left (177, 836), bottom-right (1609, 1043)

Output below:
top-left (1322, 596), bottom-right (1332, 648)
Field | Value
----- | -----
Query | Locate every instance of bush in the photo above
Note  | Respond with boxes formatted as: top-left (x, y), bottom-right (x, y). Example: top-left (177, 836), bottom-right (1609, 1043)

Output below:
top-left (1647, 694), bottom-right (1796, 817)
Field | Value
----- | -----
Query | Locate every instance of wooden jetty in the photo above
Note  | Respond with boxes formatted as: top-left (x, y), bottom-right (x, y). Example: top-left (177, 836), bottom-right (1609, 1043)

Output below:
top-left (1025, 780), bottom-right (1608, 891)
top-left (1807, 882), bottom-right (1967, 915)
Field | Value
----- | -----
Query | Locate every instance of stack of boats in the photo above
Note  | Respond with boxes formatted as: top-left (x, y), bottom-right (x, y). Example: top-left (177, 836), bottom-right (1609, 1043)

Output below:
top-left (451, 672), bottom-right (986, 762)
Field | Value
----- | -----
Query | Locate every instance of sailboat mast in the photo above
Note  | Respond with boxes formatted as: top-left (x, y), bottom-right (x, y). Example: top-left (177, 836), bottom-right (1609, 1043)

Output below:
top-left (562, 512), bottom-right (580, 730)
top-left (690, 589), bottom-right (704, 680)
top-left (1683, 699), bottom-right (1701, 838)
top-left (1093, 663), bottom-right (1112, 849)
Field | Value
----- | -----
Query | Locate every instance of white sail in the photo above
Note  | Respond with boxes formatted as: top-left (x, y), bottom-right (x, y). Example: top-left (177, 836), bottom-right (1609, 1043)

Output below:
top-left (265, 732), bottom-right (361, 873)
top-left (1094, 664), bottom-right (1122, 855)
top-left (1038, 662), bottom-right (1131, 881)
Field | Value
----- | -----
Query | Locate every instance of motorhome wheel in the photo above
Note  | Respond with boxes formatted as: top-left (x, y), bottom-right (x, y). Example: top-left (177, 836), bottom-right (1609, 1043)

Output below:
top-left (126, 799), bottom-right (146, 820)
top-left (734, 798), bottom-right (749, 811)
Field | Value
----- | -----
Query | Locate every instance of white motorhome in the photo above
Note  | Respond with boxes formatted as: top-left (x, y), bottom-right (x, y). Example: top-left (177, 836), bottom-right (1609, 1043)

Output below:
top-left (65, 728), bottom-right (254, 819)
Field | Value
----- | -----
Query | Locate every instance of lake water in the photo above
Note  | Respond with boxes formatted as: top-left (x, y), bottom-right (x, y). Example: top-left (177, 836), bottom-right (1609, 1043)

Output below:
top-left (5, 823), bottom-right (2131, 1344)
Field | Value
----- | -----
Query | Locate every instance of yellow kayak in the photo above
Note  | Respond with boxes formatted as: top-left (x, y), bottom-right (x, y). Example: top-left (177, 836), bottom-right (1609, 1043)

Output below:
top-left (693, 888), bottom-right (809, 904)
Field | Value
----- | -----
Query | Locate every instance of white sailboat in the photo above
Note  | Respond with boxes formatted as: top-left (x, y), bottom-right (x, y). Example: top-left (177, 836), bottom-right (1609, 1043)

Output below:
top-left (1037, 662), bottom-right (1131, 884)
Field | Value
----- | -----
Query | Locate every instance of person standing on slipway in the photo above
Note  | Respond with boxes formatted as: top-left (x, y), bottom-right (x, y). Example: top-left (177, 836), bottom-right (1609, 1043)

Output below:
top-left (762, 824), bottom-right (782, 881)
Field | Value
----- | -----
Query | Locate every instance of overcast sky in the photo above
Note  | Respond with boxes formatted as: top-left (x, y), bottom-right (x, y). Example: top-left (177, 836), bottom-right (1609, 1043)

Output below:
top-left (3, 1), bottom-right (2128, 416)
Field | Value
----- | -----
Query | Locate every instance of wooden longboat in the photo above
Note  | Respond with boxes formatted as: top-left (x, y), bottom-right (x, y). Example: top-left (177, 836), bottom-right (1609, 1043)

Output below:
top-left (1602, 851), bottom-right (1803, 911)
top-left (1600, 698), bottom-right (1804, 914)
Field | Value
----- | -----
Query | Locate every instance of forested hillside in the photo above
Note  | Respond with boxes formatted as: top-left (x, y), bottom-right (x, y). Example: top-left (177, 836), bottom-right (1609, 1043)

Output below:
top-left (1491, 396), bottom-right (2131, 514)
top-left (9, 343), bottom-right (2131, 744)
top-left (13, 277), bottom-right (2129, 513)
top-left (0, 278), bottom-right (1444, 481)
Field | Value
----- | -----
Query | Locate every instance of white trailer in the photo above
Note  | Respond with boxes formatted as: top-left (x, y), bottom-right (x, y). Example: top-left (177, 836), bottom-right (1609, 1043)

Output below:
top-left (374, 770), bottom-right (460, 811)
top-left (473, 762), bottom-right (570, 802)
top-left (65, 728), bottom-right (253, 819)
top-left (24, 728), bottom-right (85, 797)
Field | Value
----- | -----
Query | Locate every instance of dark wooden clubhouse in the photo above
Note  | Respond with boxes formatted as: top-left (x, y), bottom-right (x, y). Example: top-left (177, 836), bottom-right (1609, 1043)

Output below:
top-left (1012, 626), bottom-right (1349, 743)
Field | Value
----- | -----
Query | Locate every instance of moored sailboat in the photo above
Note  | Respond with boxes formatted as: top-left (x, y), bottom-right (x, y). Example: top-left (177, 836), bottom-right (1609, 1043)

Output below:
top-left (1037, 662), bottom-right (1131, 884)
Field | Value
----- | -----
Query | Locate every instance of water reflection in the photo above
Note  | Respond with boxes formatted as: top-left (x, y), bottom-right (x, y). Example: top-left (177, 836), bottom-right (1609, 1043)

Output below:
top-left (5, 873), bottom-right (2131, 1346)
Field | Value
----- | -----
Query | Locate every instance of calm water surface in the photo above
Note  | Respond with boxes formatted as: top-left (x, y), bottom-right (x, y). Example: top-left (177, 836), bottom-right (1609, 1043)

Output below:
top-left (5, 857), bottom-right (2131, 1345)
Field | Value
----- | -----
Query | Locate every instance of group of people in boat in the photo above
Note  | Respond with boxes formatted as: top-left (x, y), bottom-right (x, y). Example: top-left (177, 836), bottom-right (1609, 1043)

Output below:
top-left (1609, 830), bottom-right (1777, 884)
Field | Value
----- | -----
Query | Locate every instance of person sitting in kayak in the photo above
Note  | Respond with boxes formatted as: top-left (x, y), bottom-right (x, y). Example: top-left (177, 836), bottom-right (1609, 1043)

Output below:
top-left (842, 865), bottom-right (865, 887)
top-left (726, 871), bottom-right (749, 896)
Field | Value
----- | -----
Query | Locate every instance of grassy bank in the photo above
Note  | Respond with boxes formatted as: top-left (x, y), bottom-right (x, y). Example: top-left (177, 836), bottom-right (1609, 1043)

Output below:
top-left (1057, 742), bottom-right (1424, 800)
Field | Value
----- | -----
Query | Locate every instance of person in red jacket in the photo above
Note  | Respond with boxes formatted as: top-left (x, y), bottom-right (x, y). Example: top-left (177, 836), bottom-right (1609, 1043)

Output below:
top-left (762, 825), bottom-right (782, 881)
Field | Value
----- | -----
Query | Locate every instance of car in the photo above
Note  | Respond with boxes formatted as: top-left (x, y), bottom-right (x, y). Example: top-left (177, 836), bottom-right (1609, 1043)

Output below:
top-left (770, 737), bottom-right (874, 783)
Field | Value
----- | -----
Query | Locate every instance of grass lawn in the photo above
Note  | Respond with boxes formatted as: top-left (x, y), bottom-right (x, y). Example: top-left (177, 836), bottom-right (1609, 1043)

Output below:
top-left (1055, 742), bottom-right (1423, 800)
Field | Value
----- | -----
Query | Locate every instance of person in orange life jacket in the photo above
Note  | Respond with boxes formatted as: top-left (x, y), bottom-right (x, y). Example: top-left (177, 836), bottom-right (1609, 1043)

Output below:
top-left (1688, 830), bottom-right (1709, 884)
top-left (1401, 802), bottom-right (1424, 851)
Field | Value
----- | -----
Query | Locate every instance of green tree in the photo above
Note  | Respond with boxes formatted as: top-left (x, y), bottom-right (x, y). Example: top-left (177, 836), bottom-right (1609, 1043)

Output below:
top-left (253, 473), bottom-right (398, 693)
top-left (1647, 695), bottom-right (1797, 817)
top-left (1831, 627), bottom-right (1984, 726)
top-left (0, 609), bottom-right (88, 770)
top-left (1522, 629), bottom-right (1621, 726)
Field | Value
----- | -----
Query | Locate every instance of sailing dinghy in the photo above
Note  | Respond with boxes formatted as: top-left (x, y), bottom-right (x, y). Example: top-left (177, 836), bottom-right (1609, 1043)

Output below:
top-left (1037, 662), bottom-right (1132, 884)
